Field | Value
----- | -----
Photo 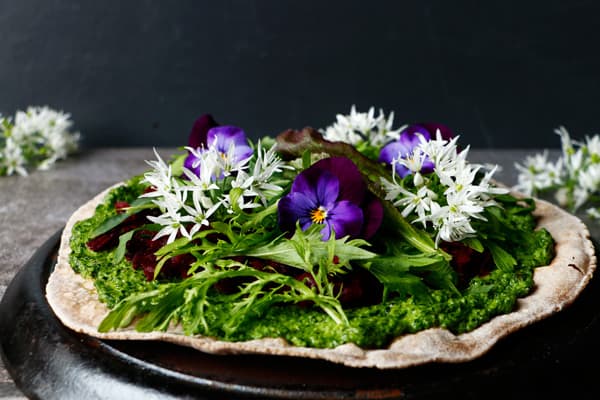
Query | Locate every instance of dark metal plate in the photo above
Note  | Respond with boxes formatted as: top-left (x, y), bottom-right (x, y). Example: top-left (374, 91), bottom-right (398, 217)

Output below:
top-left (1, 229), bottom-right (600, 399)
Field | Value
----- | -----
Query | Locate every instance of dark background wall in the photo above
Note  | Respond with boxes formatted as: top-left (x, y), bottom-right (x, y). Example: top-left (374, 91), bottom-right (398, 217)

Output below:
top-left (1, 0), bottom-right (599, 149)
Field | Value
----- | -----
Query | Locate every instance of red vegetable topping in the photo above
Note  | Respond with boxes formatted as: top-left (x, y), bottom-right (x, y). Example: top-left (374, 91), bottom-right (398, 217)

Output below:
top-left (114, 201), bottom-right (130, 213)
top-left (86, 231), bottom-right (119, 252)
top-left (86, 202), bottom-right (195, 281)
top-left (441, 241), bottom-right (493, 288)
top-left (126, 229), bottom-right (194, 281)
top-left (87, 198), bottom-right (382, 303)
top-left (295, 268), bottom-right (382, 307)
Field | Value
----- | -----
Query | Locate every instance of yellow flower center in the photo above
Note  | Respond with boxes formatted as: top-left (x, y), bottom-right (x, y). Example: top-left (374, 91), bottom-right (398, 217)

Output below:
top-left (310, 206), bottom-right (328, 224)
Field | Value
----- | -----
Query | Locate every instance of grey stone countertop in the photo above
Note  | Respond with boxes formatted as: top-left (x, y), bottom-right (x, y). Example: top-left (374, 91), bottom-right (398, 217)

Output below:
top-left (0, 147), bottom-right (552, 399)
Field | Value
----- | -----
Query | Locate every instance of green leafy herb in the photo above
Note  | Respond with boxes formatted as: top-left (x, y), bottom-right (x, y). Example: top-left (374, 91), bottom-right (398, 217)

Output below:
top-left (68, 113), bottom-right (558, 349)
top-left (90, 197), bottom-right (155, 238)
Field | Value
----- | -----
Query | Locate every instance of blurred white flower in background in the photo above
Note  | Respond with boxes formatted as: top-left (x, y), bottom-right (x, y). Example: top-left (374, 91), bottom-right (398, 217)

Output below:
top-left (514, 126), bottom-right (600, 219)
top-left (0, 106), bottom-right (80, 176)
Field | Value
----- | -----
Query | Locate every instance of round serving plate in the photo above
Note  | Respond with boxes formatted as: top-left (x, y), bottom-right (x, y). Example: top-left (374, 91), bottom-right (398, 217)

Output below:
top-left (1, 229), bottom-right (599, 400)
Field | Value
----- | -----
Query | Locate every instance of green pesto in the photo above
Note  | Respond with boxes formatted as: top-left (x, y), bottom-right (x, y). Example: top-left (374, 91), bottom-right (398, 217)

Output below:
top-left (69, 181), bottom-right (555, 349)
top-left (68, 176), bottom-right (159, 308)
top-left (227, 264), bottom-right (538, 348)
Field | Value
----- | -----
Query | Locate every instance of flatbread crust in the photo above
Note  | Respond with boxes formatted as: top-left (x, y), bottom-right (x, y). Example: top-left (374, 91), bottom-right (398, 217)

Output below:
top-left (46, 184), bottom-right (597, 369)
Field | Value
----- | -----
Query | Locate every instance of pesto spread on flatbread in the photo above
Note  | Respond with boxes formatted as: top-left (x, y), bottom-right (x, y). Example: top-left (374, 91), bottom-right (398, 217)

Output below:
top-left (46, 112), bottom-right (596, 368)
top-left (66, 177), bottom-right (553, 348)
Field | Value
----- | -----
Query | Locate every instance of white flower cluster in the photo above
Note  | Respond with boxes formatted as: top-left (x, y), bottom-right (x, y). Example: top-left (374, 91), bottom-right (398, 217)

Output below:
top-left (142, 142), bottom-right (289, 243)
top-left (514, 126), bottom-right (600, 216)
top-left (382, 133), bottom-right (507, 245)
top-left (321, 105), bottom-right (403, 146)
top-left (0, 106), bottom-right (80, 176)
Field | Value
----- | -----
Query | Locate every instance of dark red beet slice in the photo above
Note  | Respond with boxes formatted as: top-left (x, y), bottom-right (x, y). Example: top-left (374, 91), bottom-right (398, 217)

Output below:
top-left (86, 232), bottom-right (119, 252)
top-left (440, 241), bottom-right (493, 288)
top-left (114, 201), bottom-right (130, 213)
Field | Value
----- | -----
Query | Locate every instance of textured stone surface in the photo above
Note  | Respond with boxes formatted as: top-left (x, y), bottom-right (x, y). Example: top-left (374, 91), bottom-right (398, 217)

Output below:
top-left (0, 148), bottom-right (544, 398)
top-left (0, 148), bottom-right (176, 399)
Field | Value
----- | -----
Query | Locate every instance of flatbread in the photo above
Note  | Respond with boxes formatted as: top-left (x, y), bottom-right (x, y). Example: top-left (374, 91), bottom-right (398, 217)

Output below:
top-left (46, 184), bottom-right (597, 369)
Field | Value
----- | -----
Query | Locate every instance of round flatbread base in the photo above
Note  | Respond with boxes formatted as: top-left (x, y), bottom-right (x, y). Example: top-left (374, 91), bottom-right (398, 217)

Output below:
top-left (46, 185), bottom-right (597, 369)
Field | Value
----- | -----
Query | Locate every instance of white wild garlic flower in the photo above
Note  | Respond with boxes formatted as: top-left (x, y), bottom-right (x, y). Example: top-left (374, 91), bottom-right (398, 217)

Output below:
top-left (321, 105), bottom-right (404, 146)
top-left (142, 140), bottom-right (289, 243)
top-left (382, 132), bottom-right (508, 245)
top-left (514, 126), bottom-right (600, 217)
top-left (0, 106), bottom-right (80, 176)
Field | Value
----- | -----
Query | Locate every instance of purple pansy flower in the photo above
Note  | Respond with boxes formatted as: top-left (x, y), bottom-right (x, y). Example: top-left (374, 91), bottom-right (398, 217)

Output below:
top-left (278, 157), bottom-right (383, 241)
top-left (418, 122), bottom-right (454, 141)
top-left (379, 123), bottom-right (453, 178)
top-left (187, 114), bottom-right (219, 149)
top-left (184, 116), bottom-right (253, 177)
top-left (206, 126), bottom-right (254, 162)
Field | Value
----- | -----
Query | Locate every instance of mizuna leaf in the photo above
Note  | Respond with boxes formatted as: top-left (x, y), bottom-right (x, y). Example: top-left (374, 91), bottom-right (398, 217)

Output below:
top-left (485, 241), bottom-right (517, 272)
top-left (90, 197), bottom-right (155, 238)
top-left (113, 230), bottom-right (136, 263)
top-left (90, 213), bottom-right (130, 238)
